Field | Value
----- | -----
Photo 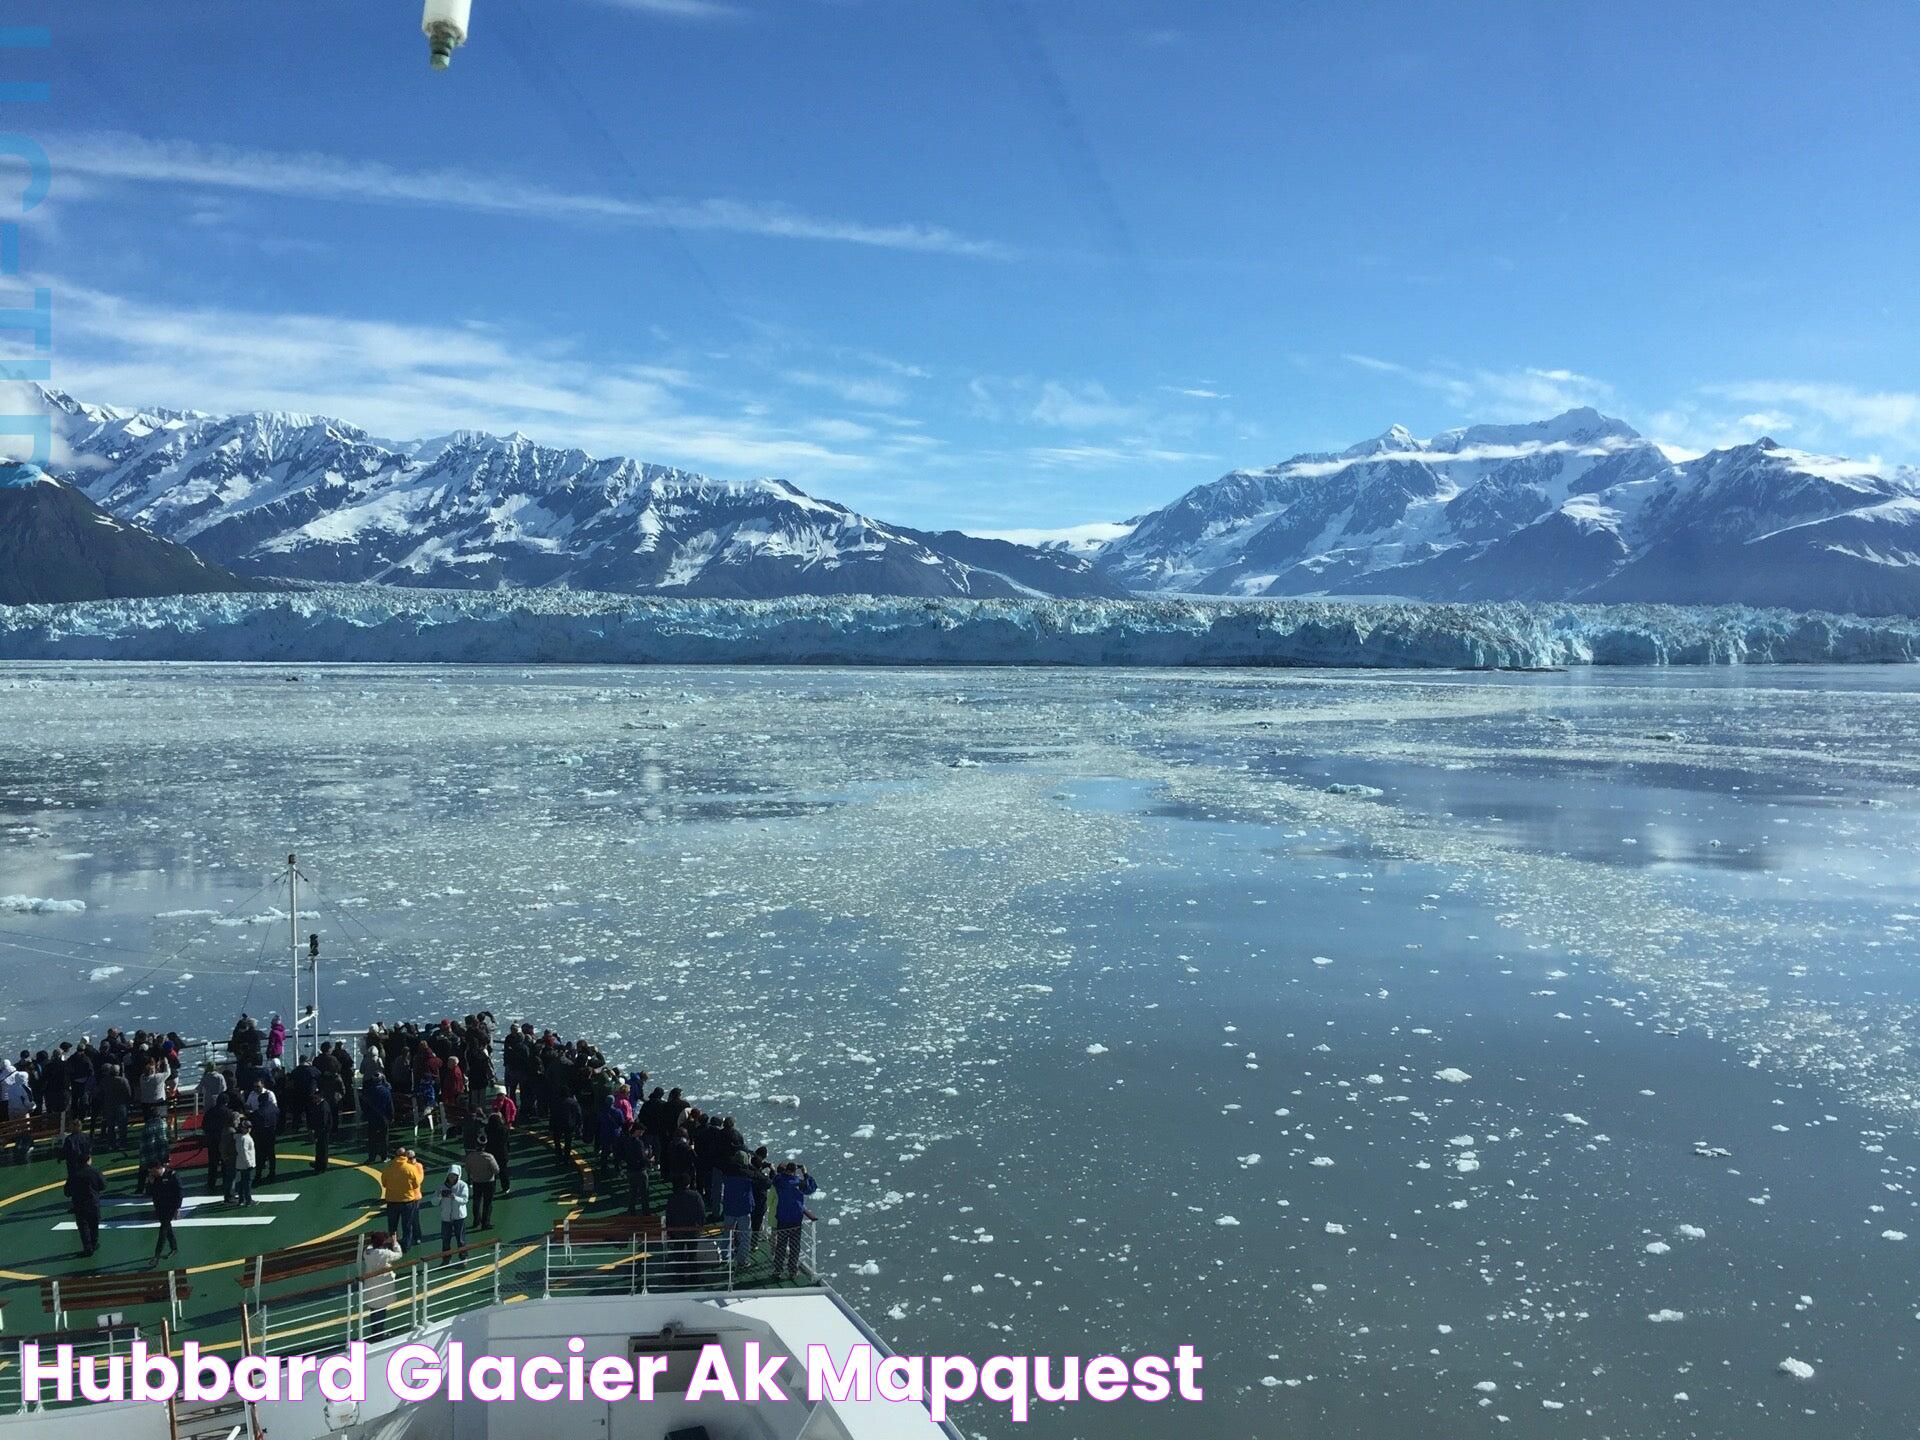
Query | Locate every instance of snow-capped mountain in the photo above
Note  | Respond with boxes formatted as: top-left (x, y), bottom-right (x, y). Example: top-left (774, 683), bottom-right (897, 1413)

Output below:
top-left (30, 388), bottom-right (1122, 601)
top-left (1097, 410), bottom-right (1920, 616)
top-left (0, 462), bottom-right (269, 605)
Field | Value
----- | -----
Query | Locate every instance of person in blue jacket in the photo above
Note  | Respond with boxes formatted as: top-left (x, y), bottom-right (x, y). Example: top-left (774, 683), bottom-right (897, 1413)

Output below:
top-left (769, 1161), bottom-right (817, 1281)
top-left (719, 1158), bottom-right (768, 1270)
top-left (363, 1074), bottom-right (395, 1163)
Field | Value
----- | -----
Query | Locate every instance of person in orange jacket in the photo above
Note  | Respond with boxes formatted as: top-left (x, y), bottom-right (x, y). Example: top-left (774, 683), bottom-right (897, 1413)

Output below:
top-left (379, 1147), bottom-right (426, 1251)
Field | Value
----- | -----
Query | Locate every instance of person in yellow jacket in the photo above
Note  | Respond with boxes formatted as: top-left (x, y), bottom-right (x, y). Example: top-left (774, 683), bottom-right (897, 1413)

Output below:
top-left (380, 1147), bottom-right (425, 1251)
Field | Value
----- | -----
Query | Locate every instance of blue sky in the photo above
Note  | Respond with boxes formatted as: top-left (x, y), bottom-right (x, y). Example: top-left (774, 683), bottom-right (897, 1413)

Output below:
top-left (11, 0), bottom-right (1920, 531)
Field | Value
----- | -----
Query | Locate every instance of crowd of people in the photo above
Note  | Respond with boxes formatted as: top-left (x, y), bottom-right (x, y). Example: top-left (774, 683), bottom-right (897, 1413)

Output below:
top-left (6, 1011), bottom-right (818, 1282)
top-left (498, 1020), bottom-right (818, 1278)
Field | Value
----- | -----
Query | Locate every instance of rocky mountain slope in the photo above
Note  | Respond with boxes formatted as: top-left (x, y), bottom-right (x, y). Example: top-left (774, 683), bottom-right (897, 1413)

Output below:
top-left (32, 387), bottom-right (1121, 601)
top-left (0, 463), bottom-right (270, 605)
top-left (1097, 410), bottom-right (1920, 616)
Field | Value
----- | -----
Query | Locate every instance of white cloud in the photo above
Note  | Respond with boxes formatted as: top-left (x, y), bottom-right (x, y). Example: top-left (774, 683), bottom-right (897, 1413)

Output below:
top-left (27, 279), bottom-right (908, 479)
top-left (1705, 381), bottom-right (1920, 447)
top-left (969, 377), bottom-right (1145, 430)
top-left (783, 369), bottom-right (910, 409)
top-left (1026, 442), bottom-right (1213, 470)
top-left (1648, 382), bottom-right (1920, 466)
top-left (49, 131), bottom-right (1009, 260)
top-left (971, 521), bottom-right (1136, 552)
top-left (1343, 354), bottom-right (1615, 418)
top-left (1272, 436), bottom-right (1642, 481)
top-left (591, 0), bottom-right (739, 17)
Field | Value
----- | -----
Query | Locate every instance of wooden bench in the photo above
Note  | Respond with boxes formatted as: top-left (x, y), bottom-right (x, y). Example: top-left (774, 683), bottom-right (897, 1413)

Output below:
top-left (0, 1113), bottom-right (63, 1161)
top-left (40, 1270), bottom-right (190, 1328)
top-left (553, 1214), bottom-right (665, 1249)
top-left (237, 1233), bottom-right (366, 1296)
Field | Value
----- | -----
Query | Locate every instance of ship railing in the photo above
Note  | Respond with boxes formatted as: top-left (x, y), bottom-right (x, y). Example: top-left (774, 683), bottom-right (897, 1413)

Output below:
top-left (0, 1323), bottom-right (144, 1414)
top-left (253, 1278), bottom-right (362, 1357)
top-left (251, 1241), bottom-right (508, 1353)
top-left (543, 1234), bottom-right (741, 1296)
top-left (415, 1241), bottom-right (508, 1328)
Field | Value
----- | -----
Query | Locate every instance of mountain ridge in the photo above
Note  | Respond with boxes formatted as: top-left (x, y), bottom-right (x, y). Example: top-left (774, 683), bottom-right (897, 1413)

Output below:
top-left (32, 386), bottom-right (1123, 602)
top-left (1095, 411), bottom-right (1920, 616)
top-left (21, 386), bottom-right (1920, 616)
top-left (0, 462), bottom-right (273, 605)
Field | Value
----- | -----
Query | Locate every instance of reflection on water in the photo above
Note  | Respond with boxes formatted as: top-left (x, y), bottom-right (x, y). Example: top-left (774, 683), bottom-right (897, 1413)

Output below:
top-left (2, 662), bottom-right (1919, 1438)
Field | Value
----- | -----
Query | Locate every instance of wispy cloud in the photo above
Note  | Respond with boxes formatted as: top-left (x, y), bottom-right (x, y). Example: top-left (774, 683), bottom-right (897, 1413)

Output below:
top-left (591, 0), bottom-right (740, 17)
top-left (25, 279), bottom-right (919, 479)
top-left (782, 369), bottom-right (910, 409)
top-left (1646, 381), bottom-right (1920, 466)
top-left (969, 377), bottom-right (1144, 430)
top-left (1026, 442), bottom-right (1214, 470)
top-left (1272, 437), bottom-right (1642, 481)
top-left (50, 131), bottom-right (1010, 260)
top-left (1344, 354), bottom-right (1616, 418)
top-left (972, 520), bottom-right (1137, 550)
top-left (1705, 382), bottom-right (1920, 447)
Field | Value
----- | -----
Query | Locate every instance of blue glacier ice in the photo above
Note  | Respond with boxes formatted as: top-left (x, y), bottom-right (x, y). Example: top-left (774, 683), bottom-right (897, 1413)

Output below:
top-left (0, 587), bottom-right (1916, 667)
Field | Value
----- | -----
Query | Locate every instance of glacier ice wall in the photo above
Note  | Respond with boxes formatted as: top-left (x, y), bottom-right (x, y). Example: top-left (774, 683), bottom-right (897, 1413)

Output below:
top-left (0, 587), bottom-right (1916, 668)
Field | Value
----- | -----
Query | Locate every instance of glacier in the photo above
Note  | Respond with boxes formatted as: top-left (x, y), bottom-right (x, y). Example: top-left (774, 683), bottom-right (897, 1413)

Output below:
top-left (1, 586), bottom-right (1916, 667)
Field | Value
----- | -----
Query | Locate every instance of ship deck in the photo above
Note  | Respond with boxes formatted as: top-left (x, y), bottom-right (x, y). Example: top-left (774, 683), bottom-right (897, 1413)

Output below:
top-left (0, 1113), bottom-right (811, 1365)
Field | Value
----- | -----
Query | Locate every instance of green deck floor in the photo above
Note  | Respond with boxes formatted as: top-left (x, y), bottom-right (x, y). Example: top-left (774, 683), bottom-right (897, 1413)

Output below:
top-left (0, 1119), bottom-right (805, 1349)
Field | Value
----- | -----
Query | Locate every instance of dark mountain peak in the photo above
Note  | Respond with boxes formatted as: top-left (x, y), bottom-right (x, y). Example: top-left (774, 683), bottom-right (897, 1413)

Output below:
top-left (0, 466), bottom-right (273, 605)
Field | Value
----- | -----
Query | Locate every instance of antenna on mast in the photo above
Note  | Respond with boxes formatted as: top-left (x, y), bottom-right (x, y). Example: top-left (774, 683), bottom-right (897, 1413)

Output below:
top-left (287, 854), bottom-right (319, 1061)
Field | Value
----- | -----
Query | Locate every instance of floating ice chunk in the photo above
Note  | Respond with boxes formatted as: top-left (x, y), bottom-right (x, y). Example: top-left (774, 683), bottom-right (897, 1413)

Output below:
top-left (1883, 1230), bottom-right (1909, 1241)
top-left (1326, 784), bottom-right (1383, 798)
top-left (1474, 1381), bottom-right (1498, 1393)
top-left (1648, 1309), bottom-right (1686, 1323)
top-left (1085, 1043), bottom-right (1110, 1055)
top-left (1675, 1224), bottom-right (1707, 1239)
top-left (767, 1094), bottom-right (801, 1108)
top-left (1311, 956), bottom-right (1334, 966)
top-left (1324, 1222), bottom-right (1347, 1235)
top-left (851, 1260), bottom-right (880, 1276)
top-left (1215, 1215), bottom-right (1240, 1227)
top-left (1237, 1154), bottom-right (1262, 1168)
top-left (1310, 1157), bottom-right (1335, 1168)
top-left (1645, 1241), bottom-right (1671, 1255)
top-left (1434, 1068), bottom-right (1472, 1084)
top-left (1777, 1358), bottom-right (1815, 1381)
top-left (1560, 1114), bottom-right (1589, 1127)
top-left (851, 1125), bottom-right (875, 1140)
top-left (2, 895), bottom-right (86, 914)
top-left (87, 965), bottom-right (124, 983)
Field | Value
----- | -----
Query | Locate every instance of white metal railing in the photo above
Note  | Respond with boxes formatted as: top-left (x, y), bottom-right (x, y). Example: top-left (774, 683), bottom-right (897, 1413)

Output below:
top-left (417, 1243), bottom-right (506, 1327)
top-left (0, 1326), bottom-right (143, 1414)
top-left (542, 1223), bottom-right (818, 1295)
top-left (254, 1281), bottom-right (360, 1357)
top-left (0, 1225), bottom-right (824, 1412)
top-left (252, 1242), bottom-right (506, 1354)
top-left (544, 1236), bottom-right (729, 1296)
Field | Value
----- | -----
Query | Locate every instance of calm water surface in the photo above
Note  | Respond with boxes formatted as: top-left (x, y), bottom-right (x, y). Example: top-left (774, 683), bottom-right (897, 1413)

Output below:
top-left (2, 662), bottom-right (1918, 1438)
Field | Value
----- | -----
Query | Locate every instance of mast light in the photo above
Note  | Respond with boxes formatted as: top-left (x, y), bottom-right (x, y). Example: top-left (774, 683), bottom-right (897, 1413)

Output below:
top-left (422, 0), bottom-right (473, 70)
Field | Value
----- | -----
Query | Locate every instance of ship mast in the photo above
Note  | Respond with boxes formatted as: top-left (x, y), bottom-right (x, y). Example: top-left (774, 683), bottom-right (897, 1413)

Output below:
top-left (287, 853), bottom-right (320, 1061)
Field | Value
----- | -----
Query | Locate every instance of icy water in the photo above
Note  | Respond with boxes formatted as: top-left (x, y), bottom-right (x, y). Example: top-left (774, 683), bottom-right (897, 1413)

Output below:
top-left (4, 662), bottom-right (1920, 1439)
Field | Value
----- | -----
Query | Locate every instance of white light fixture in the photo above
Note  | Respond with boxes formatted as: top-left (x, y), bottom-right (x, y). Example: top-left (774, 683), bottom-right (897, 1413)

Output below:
top-left (421, 0), bottom-right (473, 70)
